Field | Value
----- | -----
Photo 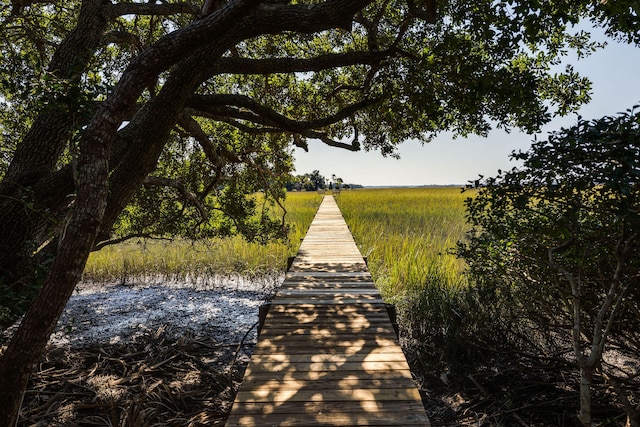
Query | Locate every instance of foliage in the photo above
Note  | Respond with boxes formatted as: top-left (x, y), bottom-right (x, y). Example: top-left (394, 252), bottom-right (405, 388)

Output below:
top-left (459, 107), bottom-right (640, 425)
top-left (587, 0), bottom-right (640, 45)
top-left (286, 169), bottom-right (326, 191)
top-left (0, 279), bottom-right (39, 330)
top-left (84, 191), bottom-right (322, 283)
top-left (1, 0), bottom-right (639, 422)
top-left (0, 0), bottom-right (630, 297)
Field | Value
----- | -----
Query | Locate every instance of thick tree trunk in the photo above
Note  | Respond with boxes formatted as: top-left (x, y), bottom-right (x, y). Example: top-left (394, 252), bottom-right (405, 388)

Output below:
top-left (0, 104), bottom-right (111, 427)
top-left (0, 0), bottom-right (109, 311)
top-left (0, 0), bottom-right (373, 309)
top-left (97, 46), bottom-right (228, 241)
top-left (0, 2), bottom-right (269, 422)
top-left (0, 1), bottom-right (376, 422)
top-left (0, 0), bottom-right (259, 316)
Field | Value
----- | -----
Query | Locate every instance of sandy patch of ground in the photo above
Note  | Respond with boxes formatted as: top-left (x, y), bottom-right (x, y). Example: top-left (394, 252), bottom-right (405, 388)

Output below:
top-left (3, 277), bottom-right (281, 426)
top-left (47, 277), bottom-right (279, 348)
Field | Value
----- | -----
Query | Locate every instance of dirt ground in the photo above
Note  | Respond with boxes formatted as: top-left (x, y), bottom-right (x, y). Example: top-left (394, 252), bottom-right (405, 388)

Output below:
top-left (3, 279), bottom-right (633, 426)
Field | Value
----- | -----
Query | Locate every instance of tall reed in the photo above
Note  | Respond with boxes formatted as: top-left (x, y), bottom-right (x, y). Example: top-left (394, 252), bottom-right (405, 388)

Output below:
top-left (84, 192), bottom-right (322, 284)
top-left (336, 187), bottom-right (469, 299)
top-left (336, 187), bottom-right (475, 363)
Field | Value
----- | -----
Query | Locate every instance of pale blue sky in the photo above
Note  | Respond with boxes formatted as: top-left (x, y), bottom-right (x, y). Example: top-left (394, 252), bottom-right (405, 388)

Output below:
top-left (293, 28), bottom-right (640, 187)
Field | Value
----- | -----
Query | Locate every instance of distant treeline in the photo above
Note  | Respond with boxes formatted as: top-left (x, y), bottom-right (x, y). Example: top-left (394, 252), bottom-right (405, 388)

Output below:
top-left (286, 170), bottom-right (361, 191)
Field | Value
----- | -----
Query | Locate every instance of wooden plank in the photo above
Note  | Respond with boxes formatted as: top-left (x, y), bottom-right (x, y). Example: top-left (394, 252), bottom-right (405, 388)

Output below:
top-left (225, 195), bottom-right (429, 426)
top-left (264, 309), bottom-right (390, 317)
top-left (234, 387), bottom-right (422, 403)
top-left (229, 399), bottom-right (426, 414)
top-left (262, 315), bottom-right (392, 325)
top-left (273, 291), bottom-right (382, 298)
top-left (226, 414), bottom-right (429, 426)
top-left (259, 318), bottom-right (392, 328)
top-left (260, 318), bottom-right (391, 327)
top-left (244, 360), bottom-right (412, 375)
top-left (285, 272), bottom-right (372, 278)
top-left (270, 299), bottom-right (386, 305)
top-left (257, 329), bottom-right (397, 341)
top-left (251, 342), bottom-right (402, 355)
top-left (227, 411), bottom-right (430, 426)
top-left (270, 297), bottom-right (384, 304)
top-left (251, 338), bottom-right (400, 352)
top-left (226, 407), bottom-right (429, 427)
top-left (265, 303), bottom-right (387, 312)
top-left (278, 285), bottom-right (377, 291)
top-left (246, 351), bottom-right (407, 364)
top-left (233, 377), bottom-right (413, 391)
top-left (240, 368), bottom-right (414, 382)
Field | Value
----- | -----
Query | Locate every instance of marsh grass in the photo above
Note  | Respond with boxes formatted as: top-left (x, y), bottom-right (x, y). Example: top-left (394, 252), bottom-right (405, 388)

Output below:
top-left (336, 187), bottom-right (475, 362)
top-left (83, 192), bottom-right (322, 284)
top-left (336, 187), bottom-right (470, 299)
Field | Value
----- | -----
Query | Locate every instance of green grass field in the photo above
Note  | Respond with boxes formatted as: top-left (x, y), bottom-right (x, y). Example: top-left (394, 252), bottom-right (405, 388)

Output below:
top-left (83, 191), bottom-right (323, 283)
top-left (84, 187), bottom-right (471, 355)
top-left (335, 187), bottom-right (472, 351)
top-left (336, 187), bottom-right (470, 300)
top-left (85, 188), bottom-right (470, 296)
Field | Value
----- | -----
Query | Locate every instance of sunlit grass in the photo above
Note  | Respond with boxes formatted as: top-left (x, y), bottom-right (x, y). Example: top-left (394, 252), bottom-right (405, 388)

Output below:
top-left (83, 191), bottom-right (323, 283)
top-left (85, 187), bottom-right (474, 358)
top-left (336, 187), bottom-right (474, 355)
top-left (335, 187), bottom-right (470, 300)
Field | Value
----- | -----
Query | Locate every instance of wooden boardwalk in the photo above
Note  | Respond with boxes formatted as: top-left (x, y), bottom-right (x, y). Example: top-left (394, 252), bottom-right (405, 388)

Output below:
top-left (225, 196), bottom-right (429, 426)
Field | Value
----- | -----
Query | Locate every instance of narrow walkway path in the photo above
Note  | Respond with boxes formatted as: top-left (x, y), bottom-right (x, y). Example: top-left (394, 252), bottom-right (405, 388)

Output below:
top-left (225, 196), bottom-right (430, 426)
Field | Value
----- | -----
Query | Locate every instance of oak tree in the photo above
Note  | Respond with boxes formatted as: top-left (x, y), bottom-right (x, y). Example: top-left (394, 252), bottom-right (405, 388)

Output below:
top-left (0, 0), bottom-right (637, 424)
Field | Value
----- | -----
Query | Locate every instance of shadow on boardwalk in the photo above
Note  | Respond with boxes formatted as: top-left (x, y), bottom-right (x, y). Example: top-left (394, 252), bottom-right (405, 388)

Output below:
top-left (225, 196), bottom-right (430, 426)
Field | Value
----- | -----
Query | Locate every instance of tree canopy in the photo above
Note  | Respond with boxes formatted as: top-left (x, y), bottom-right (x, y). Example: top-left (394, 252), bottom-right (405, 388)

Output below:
top-left (1, 0), bottom-right (639, 424)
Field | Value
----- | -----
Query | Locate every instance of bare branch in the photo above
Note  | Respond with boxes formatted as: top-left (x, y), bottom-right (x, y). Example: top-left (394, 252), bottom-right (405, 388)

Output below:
top-left (177, 114), bottom-right (223, 166)
top-left (293, 134), bottom-right (309, 151)
top-left (102, 30), bottom-right (143, 49)
top-left (186, 93), bottom-right (366, 151)
top-left (10, 0), bottom-right (52, 15)
top-left (595, 233), bottom-right (638, 358)
top-left (92, 233), bottom-right (170, 251)
top-left (548, 237), bottom-right (582, 360)
top-left (304, 128), bottom-right (360, 151)
top-left (176, 113), bottom-right (240, 193)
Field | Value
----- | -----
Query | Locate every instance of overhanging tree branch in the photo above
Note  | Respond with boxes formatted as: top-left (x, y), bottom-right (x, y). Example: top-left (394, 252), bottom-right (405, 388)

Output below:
top-left (108, 2), bottom-right (200, 18)
top-left (92, 233), bottom-right (168, 251)
top-left (209, 50), bottom-right (393, 76)
top-left (177, 114), bottom-right (225, 166)
top-left (176, 113), bottom-right (242, 190)
top-left (143, 176), bottom-right (208, 221)
top-left (305, 128), bottom-right (361, 151)
top-left (186, 110), bottom-right (359, 151)
top-left (186, 93), bottom-right (380, 133)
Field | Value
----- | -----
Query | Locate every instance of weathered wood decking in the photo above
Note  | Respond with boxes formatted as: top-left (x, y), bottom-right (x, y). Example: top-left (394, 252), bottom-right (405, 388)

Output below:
top-left (225, 196), bottom-right (430, 426)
